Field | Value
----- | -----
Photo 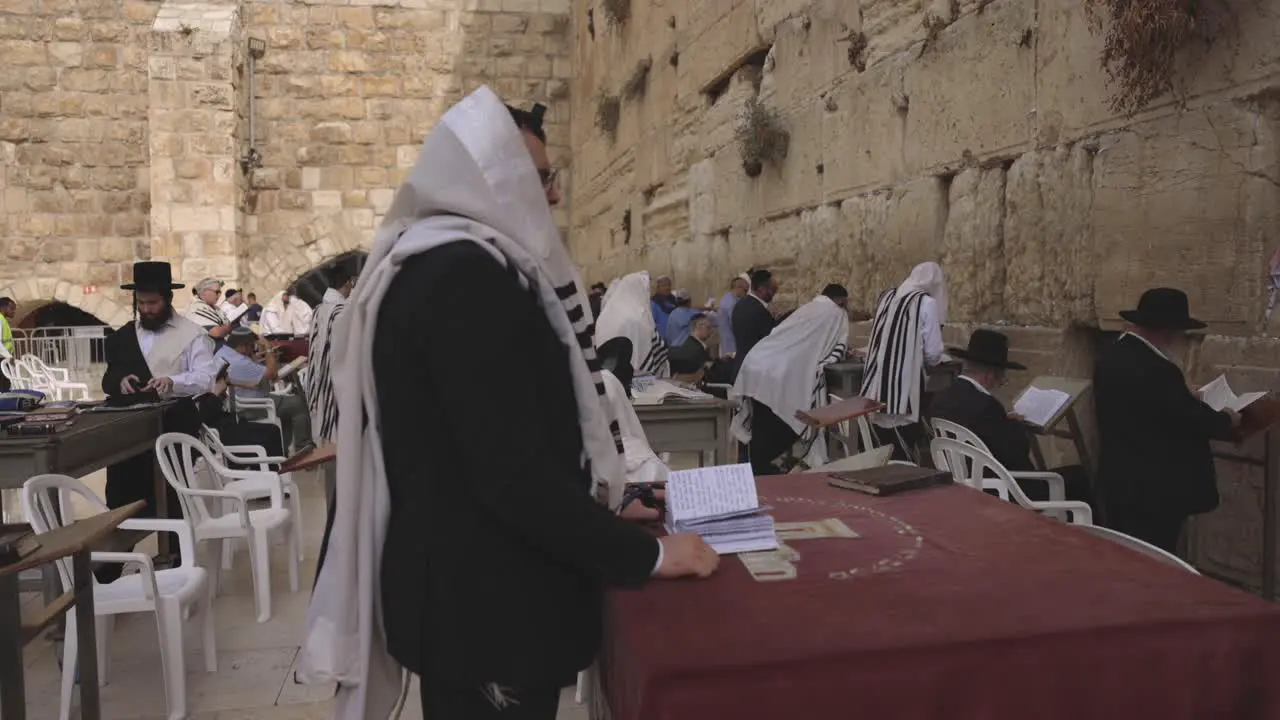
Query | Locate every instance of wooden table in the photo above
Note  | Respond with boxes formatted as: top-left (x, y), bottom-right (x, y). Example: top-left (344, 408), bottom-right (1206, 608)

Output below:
top-left (0, 502), bottom-right (143, 720)
top-left (0, 409), bottom-right (165, 598)
top-left (633, 400), bottom-right (733, 467)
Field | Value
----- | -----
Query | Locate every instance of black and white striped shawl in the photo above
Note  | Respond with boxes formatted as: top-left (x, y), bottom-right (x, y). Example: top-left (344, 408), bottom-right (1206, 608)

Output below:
top-left (638, 326), bottom-right (670, 377)
top-left (185, 301), bottom-right (228, 329)
top-left (306, 289), bottom-right (345, 444)
top-left (860, 287), bottom-right (928, 419)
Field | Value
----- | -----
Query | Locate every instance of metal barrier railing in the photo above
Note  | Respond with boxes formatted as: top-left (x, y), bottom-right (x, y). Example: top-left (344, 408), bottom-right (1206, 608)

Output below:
top-left (12, 325), bottom-right (108, 389)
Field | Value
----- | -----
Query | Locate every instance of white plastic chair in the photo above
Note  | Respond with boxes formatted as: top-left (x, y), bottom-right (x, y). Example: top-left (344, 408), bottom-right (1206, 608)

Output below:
top-left (21, 474), bottom-right (216, 720)
top-left (155, 433), bottom-right (298, 623)
top-left (1078, 525), bottom-right (1199, 574)
top-left (1, 357), bottom-right (31, 390)
top-left (930, 437), bottom-right (1093, 525)
top-left (202, 426), bottom-right (304, 563)
top-left (929, 417), bottom-right (1066, 506)
top-left (21, 355), bottom-right (90, 400)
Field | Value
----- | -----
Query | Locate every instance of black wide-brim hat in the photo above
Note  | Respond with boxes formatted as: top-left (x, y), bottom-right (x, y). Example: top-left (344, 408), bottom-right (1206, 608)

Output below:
top-left (121, 261), bottom-right (184, 291)
top-left (948, 328), bottom-right (1026, 370)
top-left (1119, 287), bottom-right (1206, 330)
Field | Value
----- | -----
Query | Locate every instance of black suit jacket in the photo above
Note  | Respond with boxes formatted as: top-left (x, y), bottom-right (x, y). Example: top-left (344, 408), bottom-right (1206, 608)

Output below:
top-left (1094, 334), bottom-right (1233, 517)
top-left (731, 294), bottom-right (775, 377)
top-left (101, 324), bottom-right (154, 396)
top-left (374, 242), bottom-right (659, 686)
top-left (929, 378), bottom-right (1034, 472)
top-left (669, 335), bottom-right (711, 375)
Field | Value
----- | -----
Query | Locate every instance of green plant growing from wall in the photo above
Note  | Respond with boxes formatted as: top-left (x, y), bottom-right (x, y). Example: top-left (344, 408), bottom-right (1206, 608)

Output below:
top-left (622, 57), bottom-right (652, 100)
top-left (595, 93), bottom-right (621, 139)
top-left (735, 98), bottom-right (790, 177)
top-left (1084, 0), bottom-right (1231, 114)
top-left (601, 0), bottom-right (631, 27)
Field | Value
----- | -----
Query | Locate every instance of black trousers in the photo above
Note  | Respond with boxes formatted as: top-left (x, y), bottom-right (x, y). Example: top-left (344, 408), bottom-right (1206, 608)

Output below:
top-left (420, 677), bottom-right (560, 720)
top-left (1105, 504), bottom-right (1185, 554)
top-left (872, 422), bottom-right (928, 463)
top-left (749, 400), bottom-right (799, 476)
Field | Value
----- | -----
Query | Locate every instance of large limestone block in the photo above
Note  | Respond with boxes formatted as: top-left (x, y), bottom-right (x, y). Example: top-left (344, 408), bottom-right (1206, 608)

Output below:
top-left (759, 15), bottom-right (848, 112)
top-left (821, 54), bottom-right (908, 196)
top-left (1003, 144), bottom-right (1096, 327)
top-left (706, 142), bottom-right (763, 231)
top-left (1091, 101), bottom-right (1280, 332)
top-left (903, 0), bottom-right (1035, 172)
top-left (874, 177), bottom-right (948, 296)
top-left (942, 166), bottom-right (1006, 323)
top-left (677, 0), bottom-right (763, 101)
top-left (755, 98), bottom-right (823, 218)
top-left (858, 0), bottom-right (928, 67)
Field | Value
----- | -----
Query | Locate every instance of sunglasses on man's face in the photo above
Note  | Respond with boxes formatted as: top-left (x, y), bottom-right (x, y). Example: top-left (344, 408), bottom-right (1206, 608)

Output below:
top-left (538, 168), bottom-right (559, 189)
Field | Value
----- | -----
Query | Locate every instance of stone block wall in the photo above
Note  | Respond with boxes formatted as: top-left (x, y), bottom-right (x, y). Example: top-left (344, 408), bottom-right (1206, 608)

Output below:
top-left (568, 0), bottom-right (1280, 587)
top-left (0, 0), bottom-right (574, 320)
top-left (0, 0), bottom-right (158, 326)
top-left (239, 0), bottom-right (574, 294)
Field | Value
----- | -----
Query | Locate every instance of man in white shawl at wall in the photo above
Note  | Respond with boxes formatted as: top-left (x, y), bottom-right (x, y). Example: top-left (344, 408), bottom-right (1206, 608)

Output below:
top-left (259, 289), bottom-right (313, 336)
top-left (859, 261), bottom-right (948, 461)
top-left (596, 270), bottom-right (671, 379)
top-left (298, 88), bottom-right (717, 720)
top-left (730, 284), bottom-right (851, 475)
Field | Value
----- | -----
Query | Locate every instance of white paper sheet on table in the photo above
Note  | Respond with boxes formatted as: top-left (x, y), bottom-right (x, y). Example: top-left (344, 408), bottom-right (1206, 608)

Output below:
top-left (665, 463), bottom-right (778, 555)
top-left (1013, 386), bottom-right (1072, 427)
top-left (632, 378), bottom-right (713, 406)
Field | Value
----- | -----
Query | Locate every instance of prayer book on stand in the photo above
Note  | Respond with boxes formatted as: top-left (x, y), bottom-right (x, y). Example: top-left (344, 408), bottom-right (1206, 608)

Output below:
top-left (828, 464), bottom-right (953, 496)
top-left (1013, 386), bottom-right (1073, 428)
top-left (665, 463), bottom-right (778, 555)
top-left (795, 395), bottom-right (883, 428)
top-left (1200, 375), bottom-right (1268, 413)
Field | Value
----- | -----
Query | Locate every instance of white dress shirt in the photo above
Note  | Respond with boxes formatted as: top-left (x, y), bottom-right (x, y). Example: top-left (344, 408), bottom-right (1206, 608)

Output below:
top-left (137, 319), bottom-right (218, 397)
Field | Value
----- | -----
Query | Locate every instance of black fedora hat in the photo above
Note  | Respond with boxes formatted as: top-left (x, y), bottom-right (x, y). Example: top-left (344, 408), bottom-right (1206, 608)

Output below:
top-left (1119, 287), bottom-right (1205, 331)
top-left (948, 329), bottom-right (1026, 370)
top-left (121, 261), bottom-right (184, 291)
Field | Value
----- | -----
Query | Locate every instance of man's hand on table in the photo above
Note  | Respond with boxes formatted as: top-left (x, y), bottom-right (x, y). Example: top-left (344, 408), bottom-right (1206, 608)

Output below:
top-left (655, 533), bottom-right (719, 579)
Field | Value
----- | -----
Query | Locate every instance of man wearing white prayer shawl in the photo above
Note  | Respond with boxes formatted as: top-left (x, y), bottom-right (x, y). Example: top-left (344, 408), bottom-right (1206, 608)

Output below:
top-left (260, 289), bottom-right (313, 336)
top-left (730, 286), bottom-right (851, 475)
top-left (596, 270), bottom-right (671, 379)
top-left (298, 88), bottom-right (717, 720)
top-left (859, 261), bottom-right (947, 461)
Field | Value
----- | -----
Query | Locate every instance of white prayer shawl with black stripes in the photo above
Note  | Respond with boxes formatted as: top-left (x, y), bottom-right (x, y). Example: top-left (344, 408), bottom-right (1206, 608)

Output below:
top-left (184, 300), bottom-right (227, 329)
top-left (305, 287), bottom-right (345, 444)
top-left (860, 287), bottom-right (931, 423)
top-left (298, 86), bottom-right (626, 720)
top-left (596, 270), bottom-right (670, 378)
top-left (729, 295), bottom-right (849, 469)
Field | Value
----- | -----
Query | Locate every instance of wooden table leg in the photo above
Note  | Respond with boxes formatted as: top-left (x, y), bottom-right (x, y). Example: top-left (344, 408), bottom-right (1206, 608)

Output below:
top-left (71, 550), bottom-right (101, 720)
top-left (0, 571), bottom-right (25, 720)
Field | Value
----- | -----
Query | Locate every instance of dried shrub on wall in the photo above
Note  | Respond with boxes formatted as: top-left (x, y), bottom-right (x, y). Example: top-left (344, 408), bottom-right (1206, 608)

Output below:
top-left (601, 0), bottom-right (630, 26)
top-left (595, 94), bottom-right (621, 138)
top-left (623, 57), bottom-right (652, 100)
top-left (735, 98), bottom-right (790, 177)
top-left (1084, 0), bottom-right (1230, 114)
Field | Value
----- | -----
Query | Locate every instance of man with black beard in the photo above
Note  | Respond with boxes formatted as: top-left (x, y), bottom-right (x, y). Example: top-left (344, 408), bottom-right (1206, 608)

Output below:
top-left (99, 262), bottom-right (220, 581)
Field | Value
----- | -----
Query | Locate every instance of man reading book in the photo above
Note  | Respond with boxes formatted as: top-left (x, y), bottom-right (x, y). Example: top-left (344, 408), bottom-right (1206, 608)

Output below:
top-left (1094, 288), bottom-right (1240, 553)
top-left (930, 329), bottom-right (1095, 508)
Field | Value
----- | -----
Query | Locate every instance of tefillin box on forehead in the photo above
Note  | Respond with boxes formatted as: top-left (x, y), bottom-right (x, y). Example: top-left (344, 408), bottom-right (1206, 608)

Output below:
top-left (506, 102), bottom-right (548, 140)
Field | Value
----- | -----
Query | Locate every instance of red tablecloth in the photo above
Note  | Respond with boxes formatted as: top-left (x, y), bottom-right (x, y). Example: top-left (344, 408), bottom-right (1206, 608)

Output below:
top-left (601, 475), bottom-right (1280, 720)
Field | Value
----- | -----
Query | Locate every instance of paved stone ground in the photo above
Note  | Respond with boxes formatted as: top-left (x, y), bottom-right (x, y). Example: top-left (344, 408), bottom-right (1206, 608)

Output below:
top-left (15, 468), bottom-right (591, 719)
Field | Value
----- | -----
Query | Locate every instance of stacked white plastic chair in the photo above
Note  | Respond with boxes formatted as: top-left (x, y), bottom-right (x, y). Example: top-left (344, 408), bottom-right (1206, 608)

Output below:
top-left (20, 354), bottom-right (90, 400)
top-left (155, 432), bottom-right (298, 623)
top-left (929, 417), bottom-right (1068, 513)
top-left (201, 426), bottom-right (305, 563)
top-left (21, 474), bottom-right (216, 720)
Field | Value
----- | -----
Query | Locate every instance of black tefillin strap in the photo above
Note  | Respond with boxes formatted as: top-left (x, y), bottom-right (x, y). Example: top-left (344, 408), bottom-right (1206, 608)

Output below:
top-left (618, 484), bottom-right (665, 517)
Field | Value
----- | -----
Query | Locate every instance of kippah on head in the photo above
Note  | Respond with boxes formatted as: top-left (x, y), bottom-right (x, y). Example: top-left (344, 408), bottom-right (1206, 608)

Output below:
top-left (506, 102), bottom-right (548, 143)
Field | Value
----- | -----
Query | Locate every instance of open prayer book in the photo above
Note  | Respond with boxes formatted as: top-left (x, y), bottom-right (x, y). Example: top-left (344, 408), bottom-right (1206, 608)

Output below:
top-left (1013, 386), bottom-right (1072, 428)
top-left (632, 376), bottom-right (713, 406)
top-left (665, 463), bottom-right (778, 555)
top-left (1200, 375), bottom-right (1269, 413)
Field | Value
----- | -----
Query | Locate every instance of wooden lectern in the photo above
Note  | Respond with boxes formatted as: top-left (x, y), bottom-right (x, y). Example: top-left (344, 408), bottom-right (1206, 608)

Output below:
top-left (1012, 376), bottom-right (1094, 478)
